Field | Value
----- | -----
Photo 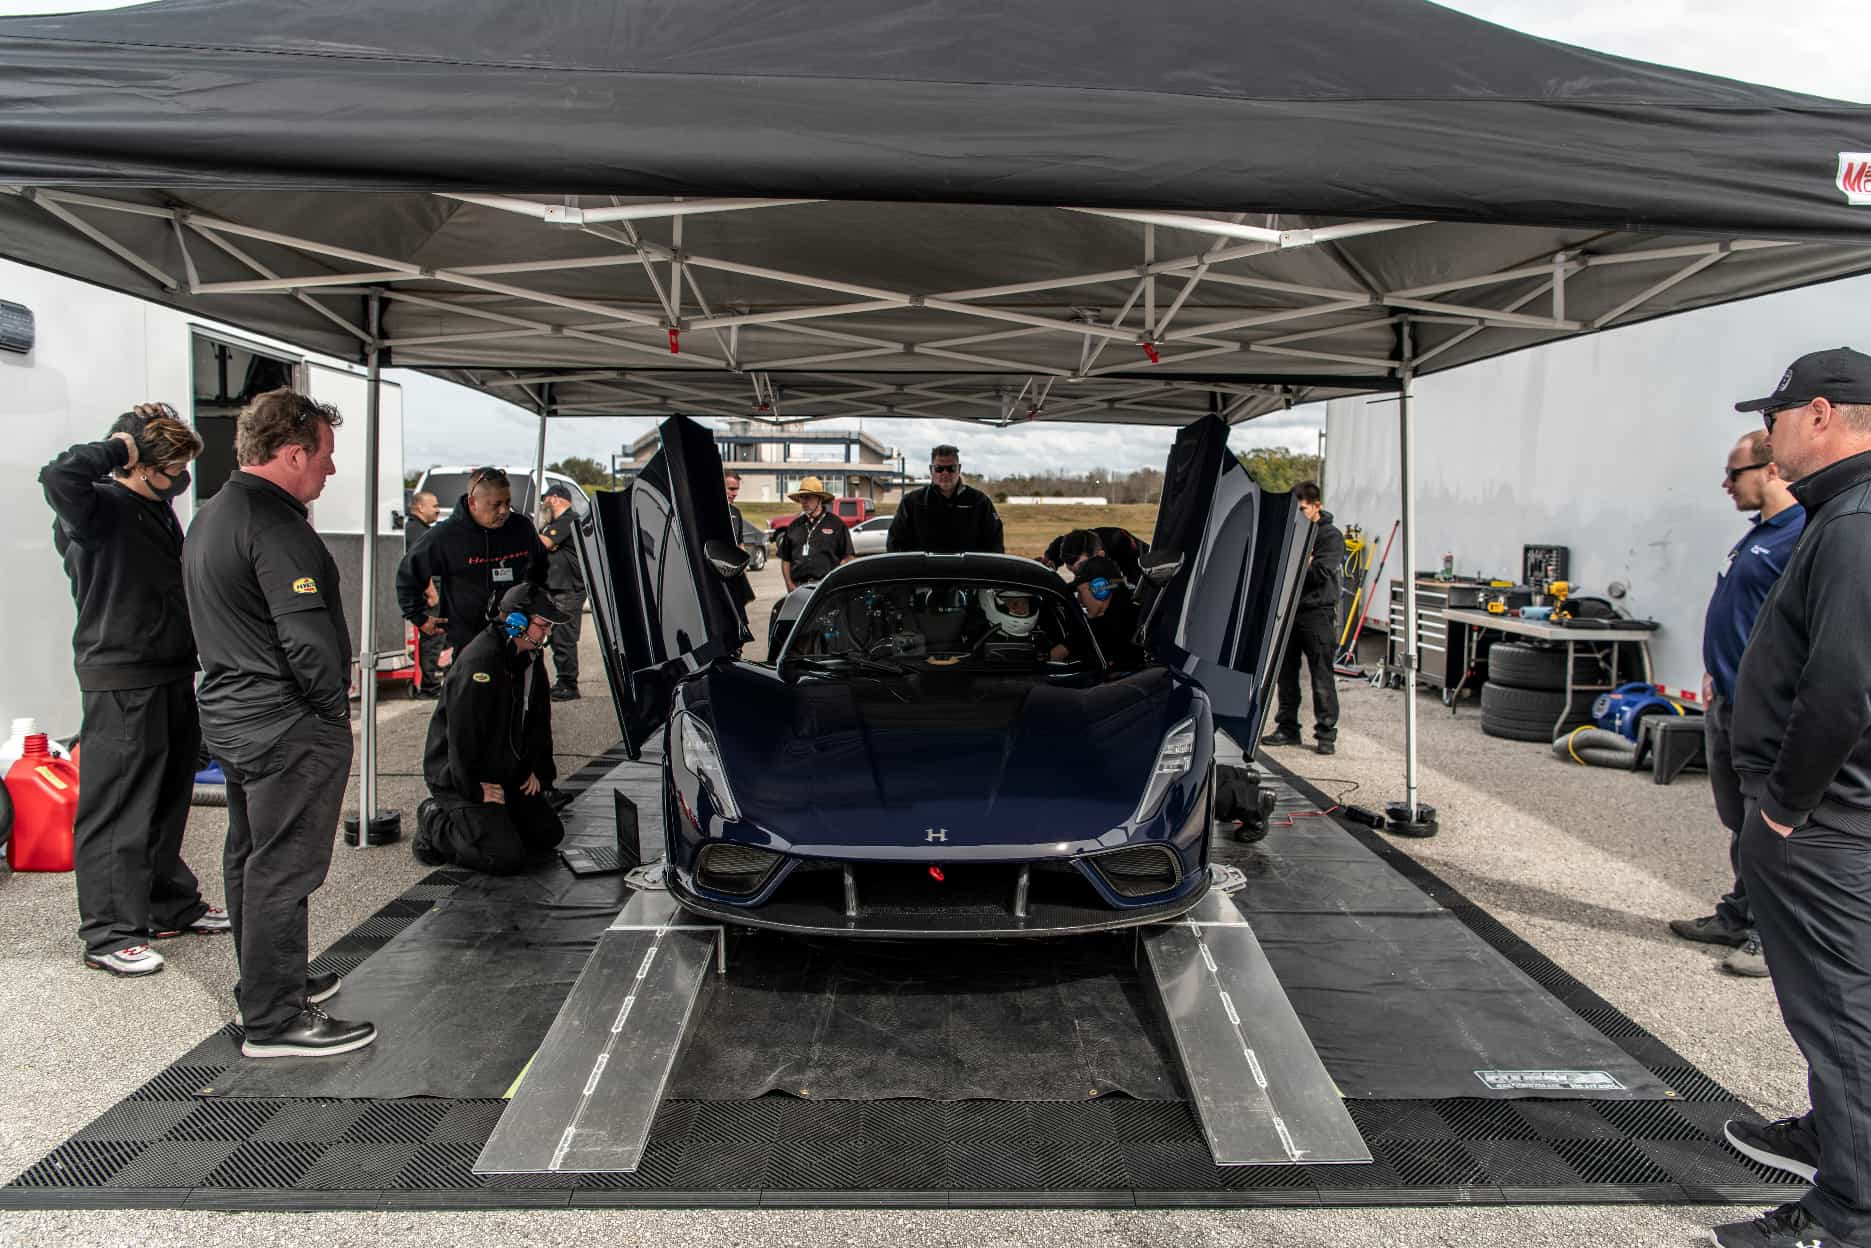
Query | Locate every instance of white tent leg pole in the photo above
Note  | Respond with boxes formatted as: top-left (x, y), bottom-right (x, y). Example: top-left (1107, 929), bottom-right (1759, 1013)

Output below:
top-left (1397, 323), bottom-right (1420, 820)
top-left (532, 388), bottom-right (550, 517)
top-left (357, 290), bottom-right (384, 848)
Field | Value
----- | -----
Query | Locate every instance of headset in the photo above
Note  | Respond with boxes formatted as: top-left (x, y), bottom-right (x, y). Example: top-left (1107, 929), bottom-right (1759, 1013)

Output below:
top-left (503, 610), bottom-right (531, 639)
top-left (1086, 577), bottom-right (1113, 602)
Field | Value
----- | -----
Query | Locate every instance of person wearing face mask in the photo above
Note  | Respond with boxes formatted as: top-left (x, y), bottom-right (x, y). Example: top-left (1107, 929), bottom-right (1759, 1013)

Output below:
top-left (411, 583), bottom-right (568, 877)
top-left (40, 403), bottom-right (231, 978)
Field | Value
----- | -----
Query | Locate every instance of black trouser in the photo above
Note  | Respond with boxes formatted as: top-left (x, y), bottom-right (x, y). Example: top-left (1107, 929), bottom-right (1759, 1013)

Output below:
top-left (1275, 606), bottom-right (1340, 743)
top-left (217, 715), bottom-right (352, 1039)
top-left (1705, 695), bottom-right (1752, 932)
top-left (425, 790), bottom-right (565, 876)
top-left (1741, 799), bottom-right (1871, 1240)
top-left (549, 592), bottom-right (585, 689)
top-left (416, 625), bottom-right (446, 694)
top-left (73, 680), bottom-right (206, 956)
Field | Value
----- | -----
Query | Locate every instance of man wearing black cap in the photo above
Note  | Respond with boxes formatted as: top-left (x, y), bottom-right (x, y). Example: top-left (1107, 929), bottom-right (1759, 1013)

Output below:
top-left (1714, 346), bottom-right (1871, 1248)
top-left (411, 583), bottom-right (567, 876)
top-left (1263, 482), bottom-right (1344, 757)
top-left (536, 481), bottom-right (586, 701)
top-left (1055, 556), bottom-right (1146, 670)
top-left (1043, 526), bottom-right (1149, 583)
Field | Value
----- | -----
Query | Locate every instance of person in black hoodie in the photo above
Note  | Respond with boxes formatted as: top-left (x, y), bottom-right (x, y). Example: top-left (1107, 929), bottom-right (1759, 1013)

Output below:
top-left (40, 404), bottom-right (228, 978)
top-left (1711, 348), bottom-right (1871, 1248)
top-left (413, 583), bottom-right (567, 876)
top-left (1263, 482), bottom-right (1345, 756)
top-left (1054, 556), bottom-right (1146, 670)
top-left (396, 466), bottom-right (547, 659)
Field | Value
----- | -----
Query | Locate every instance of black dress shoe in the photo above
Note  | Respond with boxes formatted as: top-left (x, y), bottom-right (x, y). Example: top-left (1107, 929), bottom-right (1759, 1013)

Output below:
top-left (550, 685), bottom-right (581, 702)
top-left (240, 1006), bottom-right (377, 1059)
top-left (1261, 731), bottom-right (1302, 748)
top-left (234, 974), bottom-right (342, 1025)
top-left (1316, 741), bottom-right (1336, 756)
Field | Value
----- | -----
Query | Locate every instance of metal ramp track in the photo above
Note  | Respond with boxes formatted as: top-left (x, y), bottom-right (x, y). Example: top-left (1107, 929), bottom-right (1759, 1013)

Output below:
top-left (1141, 890), bottom-right (1371, 1166)
top-left (474, 891), bottom-right (721, 1176)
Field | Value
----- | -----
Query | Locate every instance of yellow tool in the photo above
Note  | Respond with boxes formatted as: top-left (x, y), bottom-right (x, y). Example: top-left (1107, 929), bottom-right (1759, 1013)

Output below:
top-left (1486, 598), bottom-right (1508, 615)
top-left (1548, 579), bottom-right (1573, 621)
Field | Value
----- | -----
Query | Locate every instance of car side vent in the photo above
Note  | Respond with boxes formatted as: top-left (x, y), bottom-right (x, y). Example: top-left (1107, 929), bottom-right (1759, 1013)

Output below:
top-left (1089, 845), bottom-right (1181, 898)
top-left (698, 842), bottom-right (783, 896)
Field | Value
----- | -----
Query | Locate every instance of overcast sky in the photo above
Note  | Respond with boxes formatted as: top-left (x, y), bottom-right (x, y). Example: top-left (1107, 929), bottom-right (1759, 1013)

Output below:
top-left (5, 0), bottom-right (1865, 477)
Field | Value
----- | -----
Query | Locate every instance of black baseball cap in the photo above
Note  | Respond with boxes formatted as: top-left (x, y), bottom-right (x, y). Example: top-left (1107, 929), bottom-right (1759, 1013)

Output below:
top-left (542, 481), bottom-right (576, 501)
top-left (1072, 556), bottom-right (1125, 588)
top-left (497, 582), bottom-right (571, 626)
top-left (1734, 347), bottom-right (1871, 413)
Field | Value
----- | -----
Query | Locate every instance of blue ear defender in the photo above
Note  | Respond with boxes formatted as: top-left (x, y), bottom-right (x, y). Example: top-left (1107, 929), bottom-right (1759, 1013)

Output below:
top-left (1088, 577), bottom-right (1113, 602)
top-left (503, 610), bottom-right (530, 638)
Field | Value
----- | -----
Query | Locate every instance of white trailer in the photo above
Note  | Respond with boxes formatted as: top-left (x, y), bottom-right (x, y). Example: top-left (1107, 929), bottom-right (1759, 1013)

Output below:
top-left (1322, 273), bottom-right (1871, 703)
top-left (2, 257), bottom-right (405, 737)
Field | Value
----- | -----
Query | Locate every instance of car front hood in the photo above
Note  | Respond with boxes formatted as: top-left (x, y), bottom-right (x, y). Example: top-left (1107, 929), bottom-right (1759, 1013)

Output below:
top-left (692, 663), bottom-right (1196, 856)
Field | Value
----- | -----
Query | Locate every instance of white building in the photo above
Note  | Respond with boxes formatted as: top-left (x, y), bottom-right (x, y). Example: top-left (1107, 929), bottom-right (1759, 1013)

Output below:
top-left (3, 257), bottom-right (408, 737)
top-left (1322, 273), bottom-right (1871, 701)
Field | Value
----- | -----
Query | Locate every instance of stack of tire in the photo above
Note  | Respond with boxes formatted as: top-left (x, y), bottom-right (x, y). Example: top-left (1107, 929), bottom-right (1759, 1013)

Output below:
top-left (1479, 643), bottom-right (1600, 743)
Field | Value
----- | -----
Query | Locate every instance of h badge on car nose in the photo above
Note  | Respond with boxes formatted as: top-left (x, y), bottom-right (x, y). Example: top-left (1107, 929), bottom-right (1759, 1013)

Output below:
top-left (925, 828), bottom-right (947, 843)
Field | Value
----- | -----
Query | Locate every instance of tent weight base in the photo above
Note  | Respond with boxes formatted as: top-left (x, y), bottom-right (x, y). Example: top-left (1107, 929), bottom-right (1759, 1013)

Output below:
top-left (1384, 801), bottom-right (1439, 839)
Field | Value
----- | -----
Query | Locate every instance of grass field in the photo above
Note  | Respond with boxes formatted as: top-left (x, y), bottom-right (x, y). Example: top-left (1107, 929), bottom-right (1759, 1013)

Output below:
top-left (737, 501), bottom-right (1159, 560)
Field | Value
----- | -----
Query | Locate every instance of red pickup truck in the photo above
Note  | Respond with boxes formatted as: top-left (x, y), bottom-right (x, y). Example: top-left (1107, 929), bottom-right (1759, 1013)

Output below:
top-left (768, 497), bottom-right (875, 544)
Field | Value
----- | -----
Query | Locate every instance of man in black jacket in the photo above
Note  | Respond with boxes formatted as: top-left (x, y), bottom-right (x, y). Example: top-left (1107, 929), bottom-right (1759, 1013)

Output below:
top-left (1043, 527), bottom-right (1148, 582)
top-left (1053, 557), bottom-right (1146, 670)
top-left (887, 444), bottom-right (1004, 554)
top-left (396, 466), bottom-right (547, 658)
top-left (41, 404), bottom-right (228, 978)
top-left (404, 491), bottom-right (445, 696)
top-left (184, 388), bottom-right (374, 1060)
top-left (1263, 482), bottom-right (1345, 756)
top-left (413, 583), bottom-right (566, 876)
top-left (536, 482), bottom-right (586, 701)
top-left (1713, 347), bottom-right (1871, 1248)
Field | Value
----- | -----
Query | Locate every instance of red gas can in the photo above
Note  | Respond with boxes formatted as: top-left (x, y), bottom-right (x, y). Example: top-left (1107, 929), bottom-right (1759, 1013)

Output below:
top-left (5, 733), bottom-right (78, 872)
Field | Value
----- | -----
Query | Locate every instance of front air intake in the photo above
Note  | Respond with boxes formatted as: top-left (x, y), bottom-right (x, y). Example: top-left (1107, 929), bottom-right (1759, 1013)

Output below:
top-left (1088, 844), bottom-right (1182, 898)
top-left (697, 842), bottom-right (783, 896)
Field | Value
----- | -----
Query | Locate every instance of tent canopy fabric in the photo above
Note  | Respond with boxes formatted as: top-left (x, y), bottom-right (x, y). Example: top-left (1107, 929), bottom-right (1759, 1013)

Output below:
top-left (1, 0), bottom-right (1868, 425)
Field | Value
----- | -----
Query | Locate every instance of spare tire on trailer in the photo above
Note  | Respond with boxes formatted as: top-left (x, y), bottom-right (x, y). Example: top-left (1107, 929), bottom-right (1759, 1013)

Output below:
top-left (1486, 641), bottom-right (1605, 691)
top-left (1479, 680), bottom-right (1594, 742)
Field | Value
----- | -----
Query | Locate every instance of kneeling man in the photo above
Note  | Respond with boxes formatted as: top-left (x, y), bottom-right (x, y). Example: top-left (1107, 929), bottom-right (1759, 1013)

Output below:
top-left (414, 584), bottom-right (567, 875)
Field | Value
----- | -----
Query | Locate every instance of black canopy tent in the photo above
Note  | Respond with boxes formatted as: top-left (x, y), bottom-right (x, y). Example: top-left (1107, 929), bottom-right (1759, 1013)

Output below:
top-left (3, 0), bottom-right (1868, 837)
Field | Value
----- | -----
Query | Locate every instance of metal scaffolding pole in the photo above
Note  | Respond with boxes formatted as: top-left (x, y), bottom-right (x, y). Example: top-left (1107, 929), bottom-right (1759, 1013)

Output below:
top-left (1390, 320), bottom-right (1432, 835)
top-left (533, 384), bottom-right (552, 520)
top-left (356, 290), bottom-right (385, 848)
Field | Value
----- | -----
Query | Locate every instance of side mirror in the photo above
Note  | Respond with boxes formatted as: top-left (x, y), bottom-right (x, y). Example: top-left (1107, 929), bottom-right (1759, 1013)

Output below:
top-left (703, 538), bottom-right (751, 579)
top-left (1140, 548), bottom-right (1183, 586)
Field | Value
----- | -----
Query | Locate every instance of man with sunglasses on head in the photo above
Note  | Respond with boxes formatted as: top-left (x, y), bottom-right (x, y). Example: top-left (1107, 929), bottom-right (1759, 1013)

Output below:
top-left (887, 444), bottom-right (1003, 554)
top-left (41, 403), bottom-right (230, 978)
top-left (1670, 430), bottom-right (1802, 979)
top-left (396, 466), bottom-right (547, 662)
top-left (1712, 347), bottom-right (1871, 1248)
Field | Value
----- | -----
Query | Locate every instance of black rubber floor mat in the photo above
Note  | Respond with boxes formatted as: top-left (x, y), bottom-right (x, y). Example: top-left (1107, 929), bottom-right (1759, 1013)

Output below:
top-left (0, 749), bottom-right (1804, 1209)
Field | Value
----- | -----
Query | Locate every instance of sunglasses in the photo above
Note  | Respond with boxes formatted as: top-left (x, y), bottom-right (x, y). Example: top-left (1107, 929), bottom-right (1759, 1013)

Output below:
top-left (930, 464), bottom-right (960, 475)
top-left (1762, 400), bottom-right (1810, 434)
top-left (1725, 462), bottom-right (1770, 484)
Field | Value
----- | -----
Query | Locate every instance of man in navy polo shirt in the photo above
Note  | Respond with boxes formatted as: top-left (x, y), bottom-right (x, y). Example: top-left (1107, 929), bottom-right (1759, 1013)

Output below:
top-left (1670, 429), bottom-right (1803, 977)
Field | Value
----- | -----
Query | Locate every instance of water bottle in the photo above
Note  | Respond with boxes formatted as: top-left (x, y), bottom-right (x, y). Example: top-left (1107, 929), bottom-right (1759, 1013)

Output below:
top-left (1440, 553), bottom-right (1454, 581)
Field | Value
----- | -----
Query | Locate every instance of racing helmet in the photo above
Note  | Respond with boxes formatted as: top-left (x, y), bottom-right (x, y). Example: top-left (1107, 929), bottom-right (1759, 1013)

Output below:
top-left (979, 588), bottom-right (1040, 637)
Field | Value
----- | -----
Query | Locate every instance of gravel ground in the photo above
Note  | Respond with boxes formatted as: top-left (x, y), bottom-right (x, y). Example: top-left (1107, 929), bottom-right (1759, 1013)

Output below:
top-left (0, 589), bottom-right (1798, 1247)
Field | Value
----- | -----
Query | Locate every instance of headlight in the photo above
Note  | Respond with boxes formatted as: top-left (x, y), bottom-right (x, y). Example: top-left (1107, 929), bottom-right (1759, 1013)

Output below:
top-left (676, 711), bottom-right (742, 822)
top-left (1131, 716), bottom-right (1197, 825)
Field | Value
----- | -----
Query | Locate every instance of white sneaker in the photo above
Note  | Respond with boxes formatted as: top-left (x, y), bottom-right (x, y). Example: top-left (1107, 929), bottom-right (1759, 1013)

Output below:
top-left (84, 944), bottom-right (166, 977)
top-left (153, 905), bottom-right (231, 939)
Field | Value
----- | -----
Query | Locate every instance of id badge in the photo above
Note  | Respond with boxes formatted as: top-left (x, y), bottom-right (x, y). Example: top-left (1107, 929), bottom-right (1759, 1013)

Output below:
top-left (493, 565), bottom-right (516, 584)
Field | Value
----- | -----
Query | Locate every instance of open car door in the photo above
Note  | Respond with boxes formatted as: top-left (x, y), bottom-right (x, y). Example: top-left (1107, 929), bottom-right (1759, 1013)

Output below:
top-left (1134, 414), bottom-right (1315, 749)
top-left (579, 414), bottom-right (751, 759)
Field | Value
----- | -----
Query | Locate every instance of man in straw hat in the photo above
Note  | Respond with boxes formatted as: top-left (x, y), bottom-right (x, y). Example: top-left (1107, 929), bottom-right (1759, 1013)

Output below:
top-left (776, 476), bottom-right (854, 592)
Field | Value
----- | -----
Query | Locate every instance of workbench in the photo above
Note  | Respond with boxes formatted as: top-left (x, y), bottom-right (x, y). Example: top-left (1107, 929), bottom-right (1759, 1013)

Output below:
top-left (1441, 609), bottom-right (1658, 738)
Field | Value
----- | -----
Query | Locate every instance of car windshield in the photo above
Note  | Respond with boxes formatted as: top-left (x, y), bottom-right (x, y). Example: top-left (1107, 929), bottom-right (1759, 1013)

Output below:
top-left (784, 579), bottom-right (1098, 673)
